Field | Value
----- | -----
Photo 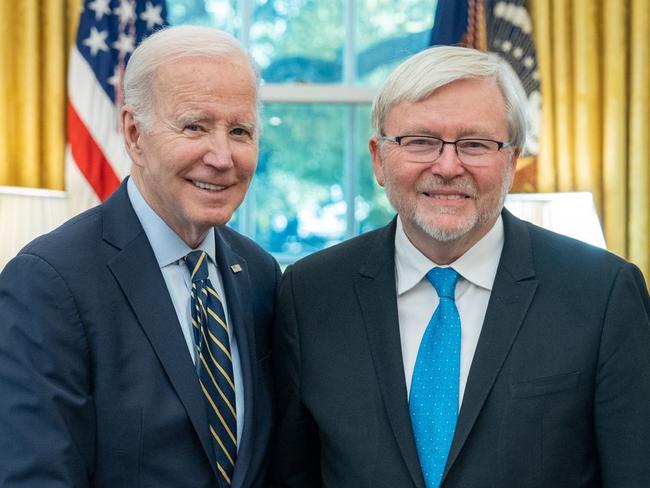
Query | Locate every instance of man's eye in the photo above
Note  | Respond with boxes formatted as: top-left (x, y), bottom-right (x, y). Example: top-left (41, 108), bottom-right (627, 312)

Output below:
top-left (459, 140), bottom-right (492, 150)
top-left (185, 124), bottom-right (203, 132)
top-left (231, 127), bottom-right (252, 137)
top-left (403, 137), bottom-right (436, 147)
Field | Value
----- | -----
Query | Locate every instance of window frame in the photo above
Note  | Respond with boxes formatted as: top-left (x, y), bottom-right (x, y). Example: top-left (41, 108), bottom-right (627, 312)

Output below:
top-left (235, 0), bottom-right (379, 256)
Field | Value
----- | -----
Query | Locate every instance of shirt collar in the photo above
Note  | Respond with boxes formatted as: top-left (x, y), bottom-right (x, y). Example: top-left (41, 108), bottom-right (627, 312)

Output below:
top-left (394, 214), bottom-right (504, 295)
top-left (127, 177), bottom-right (216, 268)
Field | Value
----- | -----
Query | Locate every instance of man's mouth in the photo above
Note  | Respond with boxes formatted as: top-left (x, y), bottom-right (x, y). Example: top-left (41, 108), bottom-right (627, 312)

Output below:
top-left (191, 180), bottom-right (227, 191)
top-left (423, 191), bottom-right (470, 200)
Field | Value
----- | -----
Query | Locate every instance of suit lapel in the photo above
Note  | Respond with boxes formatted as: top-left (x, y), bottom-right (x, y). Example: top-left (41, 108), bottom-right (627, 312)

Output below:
top-left (443, 210), bottom-right (539, 479)
top-left (354, 220), bottom-right (427, 488)
top-left (212, 228), bottom-right (255, 488)
top-left (102, 183), bottom-right (219, 477)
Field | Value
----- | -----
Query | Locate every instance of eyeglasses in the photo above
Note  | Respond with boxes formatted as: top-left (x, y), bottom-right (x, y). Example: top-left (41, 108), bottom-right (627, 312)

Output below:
top-left (380, 135), bottom-right (513, 166)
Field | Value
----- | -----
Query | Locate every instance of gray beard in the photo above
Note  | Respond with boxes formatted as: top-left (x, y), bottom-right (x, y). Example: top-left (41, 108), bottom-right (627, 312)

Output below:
top-left (412, 204), bottom-right (482, 242)
top-left (384, 165), bottom-right (513, 243)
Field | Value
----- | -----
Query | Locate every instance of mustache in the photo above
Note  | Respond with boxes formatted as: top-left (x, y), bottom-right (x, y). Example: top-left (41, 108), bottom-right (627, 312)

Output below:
top-left (415, 175), bottom-right (478, 198)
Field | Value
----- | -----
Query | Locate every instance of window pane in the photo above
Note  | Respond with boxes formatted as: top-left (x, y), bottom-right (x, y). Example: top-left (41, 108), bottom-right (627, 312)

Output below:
top-left (168, 0), bottom-right (435, 86)
top-left (253, 0), bottom-right (344, 83)
top-left (168, 0), bottom-right (240, 35)
top-left (355, 105), bottom-right (394, 233)
top-left (356, 0), bottom-right (434, 85)
top-left (249, 103), bottom-right (346, 261)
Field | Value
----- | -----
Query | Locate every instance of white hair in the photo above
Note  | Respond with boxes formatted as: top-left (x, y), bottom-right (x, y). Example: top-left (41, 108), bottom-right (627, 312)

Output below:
top-left (371, 45), bottom-right (528, 149)
top-left (123, 25), bottom-right (259, 129)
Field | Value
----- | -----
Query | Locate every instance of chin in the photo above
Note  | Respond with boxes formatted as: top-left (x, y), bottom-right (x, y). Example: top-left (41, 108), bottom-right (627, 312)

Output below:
top-left (414, 213), bottom-right (479, 243)
top-left (207, 215), bottom-right (235, 227)
top-left (188, 211), bottom-right (232, 230)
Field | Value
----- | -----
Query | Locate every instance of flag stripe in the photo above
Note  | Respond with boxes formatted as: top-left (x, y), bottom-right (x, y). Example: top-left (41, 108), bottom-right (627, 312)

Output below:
top-left (67, 48), bottom-right (131, 178)
top-left (67, 102), bottom-right (121, 201)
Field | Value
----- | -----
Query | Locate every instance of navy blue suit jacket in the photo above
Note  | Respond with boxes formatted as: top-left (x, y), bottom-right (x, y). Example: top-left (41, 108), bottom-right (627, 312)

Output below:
top-left (0, 181), bottom-right (280, 487)
top-left (269, 210), bottom-right (650, 488)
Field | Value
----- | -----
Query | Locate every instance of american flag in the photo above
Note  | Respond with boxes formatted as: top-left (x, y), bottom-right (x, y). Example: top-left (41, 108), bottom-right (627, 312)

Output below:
top-left (431, 0), bottom-right (541, 156)
top-left (66, 0), bottom-right (166, 215)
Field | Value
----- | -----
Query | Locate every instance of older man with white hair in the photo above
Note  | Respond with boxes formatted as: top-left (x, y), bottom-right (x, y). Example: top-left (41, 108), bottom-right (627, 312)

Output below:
top-left (0, 26), bottom-right (279, 488)
top-left (269, 45), bottom-right (650, 488)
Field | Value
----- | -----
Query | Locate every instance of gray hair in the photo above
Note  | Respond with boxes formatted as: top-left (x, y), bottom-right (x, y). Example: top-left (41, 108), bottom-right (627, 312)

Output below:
top-left (123, 25), bottom-right (259, 130)
top-left (371, 45), bottom-right (528, 149)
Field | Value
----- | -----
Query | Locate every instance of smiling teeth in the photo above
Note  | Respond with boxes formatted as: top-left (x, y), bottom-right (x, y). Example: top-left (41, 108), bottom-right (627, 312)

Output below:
top-left (192, 180), bottom-right (225, 191)
top-left (431, 194), bottom-right (465, 200)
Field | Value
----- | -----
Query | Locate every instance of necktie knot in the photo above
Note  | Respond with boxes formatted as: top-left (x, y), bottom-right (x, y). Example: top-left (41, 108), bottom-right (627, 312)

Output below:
top-left (426, 267), bottom-right (458, 300)
top-left (185, 250), bottom-right (209, 282)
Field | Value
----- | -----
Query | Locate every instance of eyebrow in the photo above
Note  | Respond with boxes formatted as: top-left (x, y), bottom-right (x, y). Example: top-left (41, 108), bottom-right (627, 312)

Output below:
top-left (172, 114), bottom-right (259, 137)
top-left (176, 113), bottom-right (205, 126)
top-left (398, 126), bottom-right (498, 139)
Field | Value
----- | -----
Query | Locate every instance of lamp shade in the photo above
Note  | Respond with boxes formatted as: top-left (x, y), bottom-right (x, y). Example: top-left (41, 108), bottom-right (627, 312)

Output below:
top-left (505, 192), bottom-right (606, 249)
top-left (0, 186), bottom-right (70, 270)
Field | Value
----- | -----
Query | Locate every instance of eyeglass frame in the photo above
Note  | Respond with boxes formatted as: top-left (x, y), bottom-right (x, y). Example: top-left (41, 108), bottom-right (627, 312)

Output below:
top-left (379, 134), bottom-right (514, 166)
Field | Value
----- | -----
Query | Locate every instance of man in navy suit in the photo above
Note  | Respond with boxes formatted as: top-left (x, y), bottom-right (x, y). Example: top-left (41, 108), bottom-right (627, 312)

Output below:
top-left (268, 46), bottom-right (650, 487)
top-left (0, 26), bottom-right (279, 487)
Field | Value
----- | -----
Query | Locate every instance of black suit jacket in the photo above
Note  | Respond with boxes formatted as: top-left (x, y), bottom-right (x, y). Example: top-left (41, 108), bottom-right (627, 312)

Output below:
top-left (269, 210), bottom-right (650, 488)
top-left (0, 181), bottom-right (281, 487)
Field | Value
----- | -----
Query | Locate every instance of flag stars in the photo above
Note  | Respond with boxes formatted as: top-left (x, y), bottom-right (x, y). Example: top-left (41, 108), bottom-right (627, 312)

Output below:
top-left (513, 47), bottom-right (524, 59)
top-left (523, 56), bottom-right (535, 69)
top-left (114, 0), bottom-right (137, 25)
top-left (112, 33), bottom-right (136, 57)
top-left (87, 0), bottom-right (111, 21)
top-left (140, 1), bottom-right (164, 30)
top-left (107, 66), bottom-right (121, 87)
top-left (83, 26), bottom-right (109, 56)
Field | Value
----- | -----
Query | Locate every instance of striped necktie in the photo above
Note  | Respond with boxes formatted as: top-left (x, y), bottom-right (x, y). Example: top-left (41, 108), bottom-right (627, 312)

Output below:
top-left (185, 250), bottom-right (237, 486)
top-left (409, 267), bottom-right (461, 488)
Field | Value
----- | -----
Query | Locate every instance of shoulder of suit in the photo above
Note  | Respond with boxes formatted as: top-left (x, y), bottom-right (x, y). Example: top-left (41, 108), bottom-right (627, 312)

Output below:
top-left (1, 205), bottom-right (106, 286)
top-left (513, 215), bottom-right (629, 273)
top-left (19, 205), bottom-right (104, 261)
top-left (290, 222), bottom-right (394, 272)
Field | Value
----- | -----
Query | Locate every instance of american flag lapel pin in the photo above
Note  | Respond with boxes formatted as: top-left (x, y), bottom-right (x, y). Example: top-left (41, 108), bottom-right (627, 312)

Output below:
top-left (230, 264), bottom-right (242, 273)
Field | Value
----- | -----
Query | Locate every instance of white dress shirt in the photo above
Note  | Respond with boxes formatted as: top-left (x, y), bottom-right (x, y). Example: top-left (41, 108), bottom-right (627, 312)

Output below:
top-left (127, 178), bottom-right (244, 446)
top-left (395, 215), bottom-right (504, 408)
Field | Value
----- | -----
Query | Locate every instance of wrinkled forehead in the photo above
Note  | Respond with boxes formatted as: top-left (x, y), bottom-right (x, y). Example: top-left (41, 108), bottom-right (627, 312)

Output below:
top-left (151, 54), bottom-right (258, 100)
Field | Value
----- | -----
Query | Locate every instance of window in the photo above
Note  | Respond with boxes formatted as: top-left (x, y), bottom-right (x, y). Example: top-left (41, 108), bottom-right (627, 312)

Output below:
top-left (168, 0), bottom-right (435, 263)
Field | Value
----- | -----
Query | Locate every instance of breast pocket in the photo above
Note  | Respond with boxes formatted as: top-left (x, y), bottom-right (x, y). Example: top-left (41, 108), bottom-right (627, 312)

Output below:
top-left (511, 371), bottom-right (581, 398)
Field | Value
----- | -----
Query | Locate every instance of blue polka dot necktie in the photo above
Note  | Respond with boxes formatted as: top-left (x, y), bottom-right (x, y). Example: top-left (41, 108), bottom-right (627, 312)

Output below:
top-left (185, 251), bottom-right (237, 486)
top-left (409, 267), bottom-right (461, 488)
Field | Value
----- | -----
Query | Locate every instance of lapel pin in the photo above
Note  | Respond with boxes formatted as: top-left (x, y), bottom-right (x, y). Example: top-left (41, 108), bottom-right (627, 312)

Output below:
top-left (230, 264), bottom-right (242, 273)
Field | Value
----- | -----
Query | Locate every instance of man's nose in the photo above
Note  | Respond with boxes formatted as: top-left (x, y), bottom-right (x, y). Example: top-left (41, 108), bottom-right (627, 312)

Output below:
top-left (203, 132), bottom-right (234, 169)
top-left (429, 143), bottom-right (465, 178)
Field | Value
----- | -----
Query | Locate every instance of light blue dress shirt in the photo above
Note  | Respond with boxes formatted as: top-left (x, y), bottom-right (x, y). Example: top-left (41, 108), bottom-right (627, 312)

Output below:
top-left (127, 178), bottom-right (244, 447)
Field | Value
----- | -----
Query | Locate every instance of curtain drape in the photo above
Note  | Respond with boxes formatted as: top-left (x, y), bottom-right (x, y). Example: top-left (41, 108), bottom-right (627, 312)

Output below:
top-left (0, 0), bottom-right (81, 190)
top-left (532, 0), bottom-right (650, 279)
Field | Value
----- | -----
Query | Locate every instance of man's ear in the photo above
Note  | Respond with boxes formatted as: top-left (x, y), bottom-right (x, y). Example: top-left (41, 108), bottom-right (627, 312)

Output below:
top-left (122, 106), bottom-right (143, 165)
top-left (507, 147), bottom-right (521, 191)
top-left (369, 136), bottom-right (386, 187)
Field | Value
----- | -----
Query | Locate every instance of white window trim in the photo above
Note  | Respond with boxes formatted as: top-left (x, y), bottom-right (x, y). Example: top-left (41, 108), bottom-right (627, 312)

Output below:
top-left (260, 84), bottom-right (377, 104)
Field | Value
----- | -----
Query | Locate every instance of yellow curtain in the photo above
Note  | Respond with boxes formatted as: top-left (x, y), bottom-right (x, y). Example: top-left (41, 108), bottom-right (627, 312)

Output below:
top-left (0, 0), bottom-right (81, 190)
top-left (532, 0), bottom-right (650, 280)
